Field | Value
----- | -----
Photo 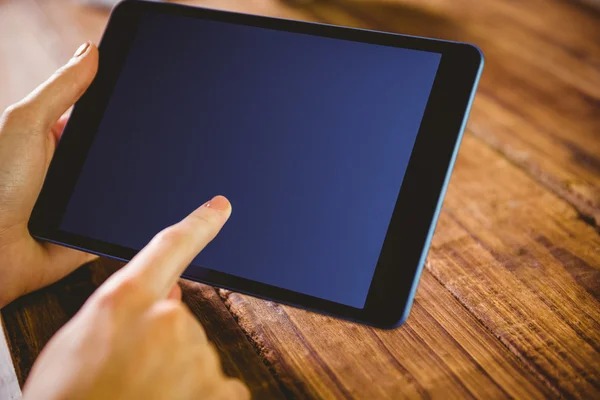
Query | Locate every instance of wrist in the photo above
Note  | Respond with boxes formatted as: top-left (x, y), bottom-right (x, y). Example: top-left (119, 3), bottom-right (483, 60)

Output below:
top-left (0, 239), bottom-right (32, 309)
top-left (0, 279), bottom-right (22, 309)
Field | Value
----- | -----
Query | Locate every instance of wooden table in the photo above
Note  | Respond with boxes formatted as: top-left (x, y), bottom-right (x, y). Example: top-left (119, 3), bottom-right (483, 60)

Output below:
top-left (1, 0), bottom-right (599, 398)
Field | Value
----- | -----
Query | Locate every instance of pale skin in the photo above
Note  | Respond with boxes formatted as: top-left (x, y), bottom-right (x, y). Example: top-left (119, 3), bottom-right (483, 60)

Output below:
top-left (0, 42), bottom-right (250, 399)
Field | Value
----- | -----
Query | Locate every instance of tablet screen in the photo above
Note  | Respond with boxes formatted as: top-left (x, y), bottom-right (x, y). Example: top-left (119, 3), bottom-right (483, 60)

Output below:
top-left (59, 11), bottom-right (441, 308)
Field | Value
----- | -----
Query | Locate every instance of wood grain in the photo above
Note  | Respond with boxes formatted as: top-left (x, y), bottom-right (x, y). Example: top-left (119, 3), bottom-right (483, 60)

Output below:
top-left (220, 137), bottom-right (600, 398)
top-left (180, 280), bottom-right (285, 398)
top-left (1, 259), bottom-right (285, 398)
top-left (1, 0), bottom-right (599, 398)
top-left (221, 270), bottom-right (555, 399)
top-left (2, 259), bottom-right (117, 385)
top-left (216, 1), bottom-right (600, 398)
top-left (434, 137), bottom-right (600, 395)
top-left (322, 0), bottom-right (600, 227)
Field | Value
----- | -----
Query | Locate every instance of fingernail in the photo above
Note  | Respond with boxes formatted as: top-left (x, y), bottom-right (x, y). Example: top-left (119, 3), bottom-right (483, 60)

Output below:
top-left (204, 195), bottom-right (231, 212)
top-left (73, 42), bottom-right (91, 58)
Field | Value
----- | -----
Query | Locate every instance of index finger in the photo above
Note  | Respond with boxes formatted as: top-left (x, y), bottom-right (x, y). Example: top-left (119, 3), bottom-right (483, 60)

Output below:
top-left (115, 195), bottom-right (232, 300)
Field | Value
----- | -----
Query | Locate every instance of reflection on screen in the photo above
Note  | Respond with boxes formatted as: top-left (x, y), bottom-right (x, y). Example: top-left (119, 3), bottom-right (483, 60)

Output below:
top-left (60, 12), bottom-right (441, 308)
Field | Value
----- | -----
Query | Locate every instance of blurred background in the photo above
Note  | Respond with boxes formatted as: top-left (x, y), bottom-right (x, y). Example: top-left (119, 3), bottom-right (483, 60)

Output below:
top-left (1, 0), bottom-right (599, 113)
top-left (2, 0), bottom-right (599, 225)
top-left (3, 0), bottom-right (598, 189)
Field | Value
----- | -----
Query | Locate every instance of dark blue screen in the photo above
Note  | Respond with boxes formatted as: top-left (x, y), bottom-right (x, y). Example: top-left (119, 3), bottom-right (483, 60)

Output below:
top-left (60, 12), bottom-right (441, 308)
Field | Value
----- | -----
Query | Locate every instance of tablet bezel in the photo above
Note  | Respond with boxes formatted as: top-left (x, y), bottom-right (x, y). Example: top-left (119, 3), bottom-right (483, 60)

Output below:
top-left (29, 0), bottom-right (483, 328)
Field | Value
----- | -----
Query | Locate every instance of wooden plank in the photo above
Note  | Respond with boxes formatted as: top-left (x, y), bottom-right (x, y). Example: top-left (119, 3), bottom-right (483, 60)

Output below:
top-left (1, 259), bottom-right (285, 398)
top-left (2, 260), bottom-right (113, 387)
top-left (211, 6), bottom-right (600, 396)
top-left (321, 0), bottom-right (600, 227)
top-left (22, 0), bottom-right (600, 227)
top-left (180, 280), bottom-right (285, 398)
top-left (2, 0), bottom-right (598, 399)
top-left (221, 270), bottom-right (555, 399)
top-left (222, 133), bottom-right (600, 398)
top-left (428, 136), bottom-right (600, 397)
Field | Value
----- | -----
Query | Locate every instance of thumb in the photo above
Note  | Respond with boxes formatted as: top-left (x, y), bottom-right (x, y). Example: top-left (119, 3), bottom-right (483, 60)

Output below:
top-left (17, 42), bottom-right (98, 131)
top-left (0, 42), bottom-right (98, 227)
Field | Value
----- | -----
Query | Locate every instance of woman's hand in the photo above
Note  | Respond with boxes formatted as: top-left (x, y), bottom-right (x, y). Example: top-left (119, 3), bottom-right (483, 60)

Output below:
top-left (0, 42), bottom-right (99, 307)
top-left (22, 194), bottom-right (249, 400)
top-left (2, 42), bottom-right (249, 399)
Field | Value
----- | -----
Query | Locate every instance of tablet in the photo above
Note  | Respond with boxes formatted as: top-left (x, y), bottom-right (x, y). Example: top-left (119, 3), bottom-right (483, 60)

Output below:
top-left (29, 0), bottom-right (483, 328)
